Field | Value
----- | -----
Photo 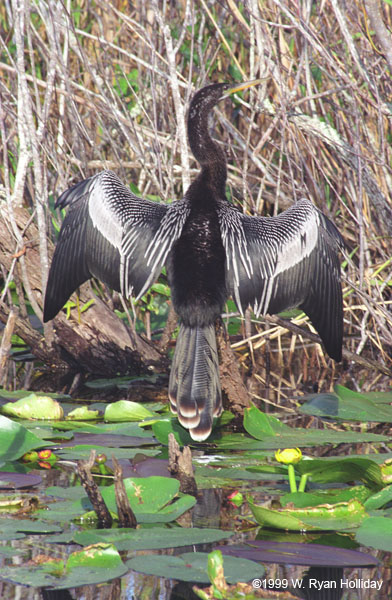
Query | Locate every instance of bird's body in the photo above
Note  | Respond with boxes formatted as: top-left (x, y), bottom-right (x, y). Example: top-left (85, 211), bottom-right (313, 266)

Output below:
top-left (44, 81), bottom-right (343, 441)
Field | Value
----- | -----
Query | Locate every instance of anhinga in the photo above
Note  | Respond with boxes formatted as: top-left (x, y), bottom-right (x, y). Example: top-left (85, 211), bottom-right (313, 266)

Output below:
top-left (44, 81), bottom-right (343, 441)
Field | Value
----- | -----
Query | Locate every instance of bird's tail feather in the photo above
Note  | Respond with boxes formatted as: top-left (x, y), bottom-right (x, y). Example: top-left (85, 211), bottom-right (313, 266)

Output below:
top-left (169, 323), bottom-right (222, 441)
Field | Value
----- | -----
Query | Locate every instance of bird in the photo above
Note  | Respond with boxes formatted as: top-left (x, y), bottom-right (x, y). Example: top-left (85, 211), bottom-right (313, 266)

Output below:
top-left (44, 80), bottom-right (343, 441)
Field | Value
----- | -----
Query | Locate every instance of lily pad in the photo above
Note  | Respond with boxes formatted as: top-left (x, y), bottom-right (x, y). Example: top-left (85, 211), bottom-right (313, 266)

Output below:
top-left (104, 400), bottom-right (155, 422)
top-left (0, 518), bottom-right (62, 535)
top-left (0, 389), bottom-right (70, 401)
top-left (300, 385), bottom-right (392, 422)
top-left (0, 416), bottom-right (53, 462)
top-left (282, 486), bottom-right (372, 508)
top-left (243, 405), bottom-right (389, 446)
top-left (2, 394), bottom-right (64, 420)
top-left (216, 540), bottom-right (379, 567)
top-left (66, 406), bottom-right (100, 420)
top-left (356, 516), bottom-right (392, 551)
top-left (55, 445), bottom-right (159, 461)
top-left (0, 471), bottom-right (42, 490)
top-left (126, 551), bottom-right (264, 583)
top-left (295, 457), bottom-right (383, 488)
top-left (73, 527), bottom-right (232, 550)
top-left (248, 497), bottom-right (368, 531)
top-left (44, 476), bottom-right (196, 524)
top-left (364, 485), bottom-right (392, 511)
top-left (0, 543), bottom-right (128, 589)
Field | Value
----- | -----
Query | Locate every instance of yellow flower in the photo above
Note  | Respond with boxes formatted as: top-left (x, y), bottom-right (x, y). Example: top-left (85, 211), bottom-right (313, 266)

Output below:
top-left (275, 448), bottom-right (302, 465)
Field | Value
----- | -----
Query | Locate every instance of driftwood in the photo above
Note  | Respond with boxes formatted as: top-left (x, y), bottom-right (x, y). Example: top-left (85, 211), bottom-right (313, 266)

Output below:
top-left (216, 321), bottom-right (251, 417)
top-left (0, 309), bottom-right (17, 385)
top-left (77, 451), bottom-right (137, 528)
top-left (77, 450), bottom-right (113, 528)
top-left (168, 433), bottom-right (197, 496)
top-left (112, 455), bottom-right (137, 528)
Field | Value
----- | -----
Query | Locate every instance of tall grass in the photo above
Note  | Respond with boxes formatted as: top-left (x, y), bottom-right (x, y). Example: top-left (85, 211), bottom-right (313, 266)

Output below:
top-left (0, 0), bottom-right (391, 398)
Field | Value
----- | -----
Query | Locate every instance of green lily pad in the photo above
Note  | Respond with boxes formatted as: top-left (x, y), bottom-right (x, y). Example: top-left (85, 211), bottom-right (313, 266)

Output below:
top-left (0, 389), bottom-right (70, 401)
top-left (85, 375), bottom-right (152, 390)
top-left (295, 457), bottom-right (383, 488)
top-left (66, 407), bottom-right (100, 420)
top-left (2, 394), bottom-right (64, 420)
top-left (281, 486), bottom-right (371, 508)
top-left (248, 496), bottom-right (368, 531)
top-left (243, 405), bottom-right (389, 446)
top-left (0, 543), bottom-right (127, 589)
top-left (355, 516), bottom-right (392, 551)
top-left (44, 476), bottom-right (195, 524)
top-left (364, 485), bottom-right (392, 511)
top-left (50, 421), bottom-right (156, 441)
top-left (126, 551), bottom-right (264, 583)
top-left (152, 418), bottom-right (195, 445)
top-left (55, 445), bottom-right (159, 461)
top-left (73, 526), bottom-right (232, 550)
top-left (0, 416), bottom-right (54, 462)
top-left (66, 542), bottom-right (123, 570)
top-left (0, 518), bottom-right (62, 535)
top-left (300, 385), bottom-right (392, 422)
top-left (104, 400), bottom-right (155, 422)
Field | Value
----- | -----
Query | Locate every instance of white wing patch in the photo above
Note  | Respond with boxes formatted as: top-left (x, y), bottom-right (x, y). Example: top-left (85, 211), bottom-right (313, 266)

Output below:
top-left (88, 182), bottom-right (122, 250)
top-left (274, 210), bottom-right (319, 275)
top-left (219, 198), bottom-right (322, 316)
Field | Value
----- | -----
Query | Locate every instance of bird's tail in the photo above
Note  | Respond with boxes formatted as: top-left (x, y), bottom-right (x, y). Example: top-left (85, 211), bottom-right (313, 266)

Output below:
top-left (169, 323), bottom-right (222, 441)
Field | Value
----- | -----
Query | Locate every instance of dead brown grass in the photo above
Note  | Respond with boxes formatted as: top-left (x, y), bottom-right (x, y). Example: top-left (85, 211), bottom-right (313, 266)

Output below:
top-left (0, 0), bottom-right (391, 399)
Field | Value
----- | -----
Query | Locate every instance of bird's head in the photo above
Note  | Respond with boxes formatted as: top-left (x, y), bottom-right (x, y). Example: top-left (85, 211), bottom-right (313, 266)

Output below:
top-left (186, 78), bottom-right (267, 180)
top-left (188, 79), bottom-right (264, 120)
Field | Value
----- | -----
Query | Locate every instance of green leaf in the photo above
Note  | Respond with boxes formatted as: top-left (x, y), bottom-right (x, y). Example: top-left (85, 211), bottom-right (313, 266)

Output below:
top-left (300, 385), bottom-right (392, 422)
top-left (2, 394), bottom-right (64, 420)
top-left (0, 416), bottom-right (54, 462)
top-left (0, 544), bottom-right (127, 589)
top-left (104, 400), bottom-right (155, 422)
top-left (152, 417), bottom-right (195, 445)
top-left (0, 518), bottom-right (62, 536)
top-left (242, 405), bottom-right (389, 447)
top-left (73, 527), bottom-right (232, 550)
top-left (126, 551), bottom-right (264, 584)
top-left (66, 406), bottom-right (100, 420)
top-left (356, 516), bottom-right (392, 551)
top-left (281, 486), bottom-right (371, 508)
top-left (364, 486), bottom-right (392, 511)
top-left (243, 404), bottom-right (290, 438)
top-left (0, 389), bottom-right (70, 401)
top-left (296, 457), bottom-right (383, 488)
top-left (44, 476), bottom-right (195, 524)
top-left (56, 445), bottom-right (159, 461)
top-left (248, 496), bottom-right (368, 531)
top-left (66, 542), bottom-right (123, 571)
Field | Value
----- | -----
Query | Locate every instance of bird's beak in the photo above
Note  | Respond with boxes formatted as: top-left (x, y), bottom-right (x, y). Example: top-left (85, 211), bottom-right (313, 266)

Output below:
top-left (222, 78), bottom-right (267, 99)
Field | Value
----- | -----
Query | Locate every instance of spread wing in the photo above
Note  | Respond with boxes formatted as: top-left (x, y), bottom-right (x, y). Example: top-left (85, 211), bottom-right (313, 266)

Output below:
top-left (44, 170), bottom-right (189, 321)
top-left (219, 198), bottom-right (344, 360)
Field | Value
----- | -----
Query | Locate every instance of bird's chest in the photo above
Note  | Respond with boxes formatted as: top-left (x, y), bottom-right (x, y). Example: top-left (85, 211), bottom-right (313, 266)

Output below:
top-left (173, 205), bottom-right (224, 268)
top-left (166, 200), bottom-right (228, 324)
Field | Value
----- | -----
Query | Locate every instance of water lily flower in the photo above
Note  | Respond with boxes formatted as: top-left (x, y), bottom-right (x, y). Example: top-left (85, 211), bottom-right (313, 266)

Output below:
top-left (275, 448), bottom-right (302, 465)
top-left (21, 451), bottom-right (39, 463)
top-left (227, 490), bottom-right (244, 507)
top-left (38, 450), bottom-right (52, 460)
top-left (275, 448), bottom-right (303, 493)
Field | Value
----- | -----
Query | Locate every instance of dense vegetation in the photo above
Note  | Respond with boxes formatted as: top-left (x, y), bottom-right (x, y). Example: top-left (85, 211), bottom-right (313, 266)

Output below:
top-left (0, 0), bottom-right (391, 403)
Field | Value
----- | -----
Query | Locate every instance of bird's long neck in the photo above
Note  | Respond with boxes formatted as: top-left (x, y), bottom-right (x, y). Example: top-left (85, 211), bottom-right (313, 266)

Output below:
top-left (187, 97), bottom-right (227, 195)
